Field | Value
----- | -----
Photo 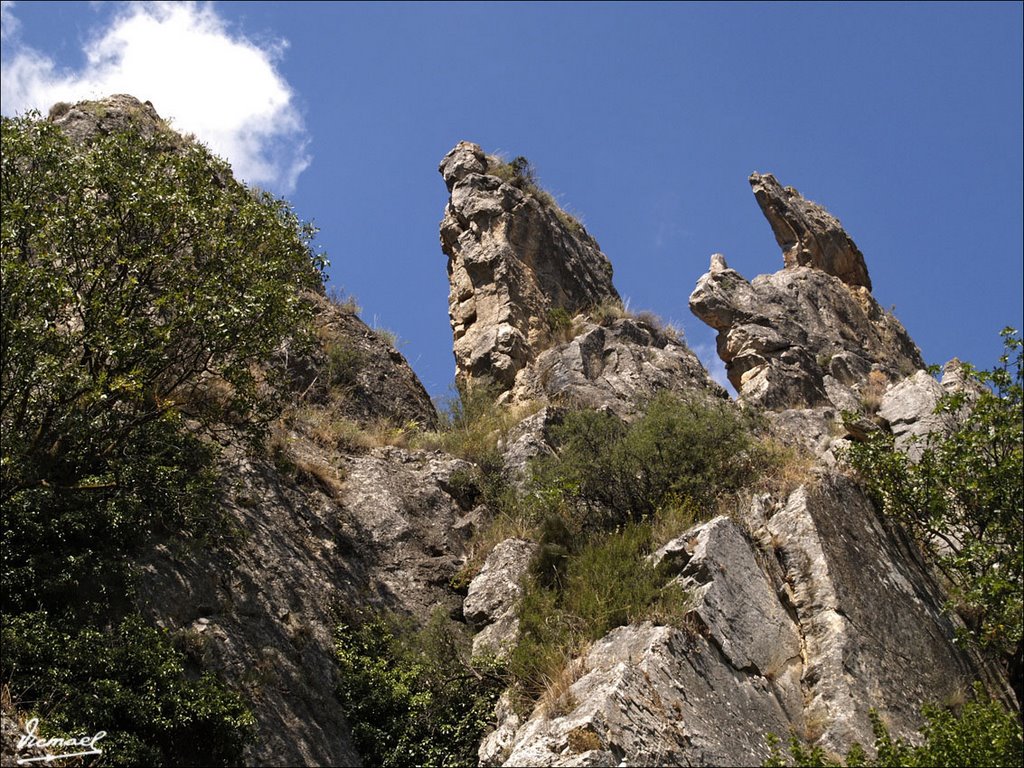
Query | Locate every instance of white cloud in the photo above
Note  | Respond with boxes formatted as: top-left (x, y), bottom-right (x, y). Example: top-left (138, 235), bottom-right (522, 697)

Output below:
top-left (1, 1), bottom-right (309, 193)
top-left (1, 1), bottom-right (20, 41)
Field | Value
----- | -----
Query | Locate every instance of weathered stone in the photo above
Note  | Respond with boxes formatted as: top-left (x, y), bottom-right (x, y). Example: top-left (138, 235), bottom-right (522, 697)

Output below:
top-left (137, 443), bottom-right (475, 767)
top-left (465, 539), bottom-right (537, 628)
top-left (690, 258), bottom-right (923, 411)
top-left (691, 174), bottom-right (924, 411)
top-left (465, 538), bottom-right (537, 658)
top-left (479, 692), bottom-right (525, 767)
top-left (750, 172), bottom-right (872, 290)
top-left (877, 370), bottom-right (947, 459)
top-left (511, 316), bottom-right (725, 417)
top-left (500, 406), bottom-right (562, 483)
top-left (763, 476), bottom-right (982, 751)
top-left (299, 292), bottom-right (439, 429)
top-left (499, 623), bottom-right (795, 767)
top-left (677, 517), bottom-right (802, 683)
top-left (439, 142), bottom-right (620, 392)
top-left (48, 94), bottom-right (168, 143)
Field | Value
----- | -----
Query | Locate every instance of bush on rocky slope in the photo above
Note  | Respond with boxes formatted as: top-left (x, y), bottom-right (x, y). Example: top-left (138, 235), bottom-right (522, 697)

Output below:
top-left (1, 107), bottom-right (324, 764)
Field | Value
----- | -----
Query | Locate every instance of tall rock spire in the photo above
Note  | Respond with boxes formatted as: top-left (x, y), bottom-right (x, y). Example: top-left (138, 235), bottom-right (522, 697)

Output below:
top-left (438, 142), bottom-right (620, 392)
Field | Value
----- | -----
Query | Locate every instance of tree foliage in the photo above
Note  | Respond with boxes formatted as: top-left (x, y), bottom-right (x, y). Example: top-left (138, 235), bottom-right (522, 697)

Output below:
top-left (846, 329), bottom-right (1022, 676)
top-left (3, 613), bottom-right (256, 767)
top-left (764, 687), bottom-right (1023, 767)
top-left (1, 109), bottom-right (325, 764)
top-left (334, 609), bottom-right (502, 768)
top-left (530, 390), bottom-right (770, 530)
top-left (1, 112), bottom-right (325, 500)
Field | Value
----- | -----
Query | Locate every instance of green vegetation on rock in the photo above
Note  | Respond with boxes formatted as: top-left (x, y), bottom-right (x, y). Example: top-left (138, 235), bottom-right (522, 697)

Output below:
top-left (505, 391), bottom-right (778, 706)
top-left (1, 108), bottom-right (325, 764)
top-left (334, 609), bottom-right (502, 768)
top-left (846, 329), bottom-right (1023, 693)
top-left (764, 688), bottom-right (1023, 767)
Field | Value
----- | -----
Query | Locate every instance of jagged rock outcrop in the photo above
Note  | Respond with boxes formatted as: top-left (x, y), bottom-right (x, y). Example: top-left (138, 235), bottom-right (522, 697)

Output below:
top-left (137, 441), bottom-right (476, 766)
top-left (303, 292), bottom-right (439, 429)
top-left (690, 175), bottom-right (924, 412)
top-left (48, 94), bottom-right (168, 142)
top-left (511, 315), bottom-right (724, 418)
top-left (465, 538), bottom-right (538, 657)
top-left (439, 142), bottom-right (620, 391)
top-left (750, 172), bottom-right (872, 291)
top-left (488, 475), bottom-right (991, 767)
top-left (474, 168), bottom-right (1013, 768)
top-left (440, 142), bottom-right (724, 417)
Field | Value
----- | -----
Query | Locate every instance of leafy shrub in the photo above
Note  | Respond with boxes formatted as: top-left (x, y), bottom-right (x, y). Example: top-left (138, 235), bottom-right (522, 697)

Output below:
top-left (3, 613), bottom-right (255, 767)
top-left (1, 414), bottom-right (221, 620)
top-left (530, 390), bottom-right (770, 530)
top-left (509, 522), bottom-right (688, 706)
top-left (846, 329), bottom-right (1022, 686)
top-left (764, 687), bottom-right (1023, 767)
top-left (1, 109), bottom-right (322, 762)
top-left (334, 609), bottom-right (502, 767)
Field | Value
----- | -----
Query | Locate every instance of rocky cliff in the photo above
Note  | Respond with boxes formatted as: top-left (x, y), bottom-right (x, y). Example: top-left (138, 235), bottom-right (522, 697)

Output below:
top-left (456, 160), bottom-right (1013, 767)
top-left (2, 106), bottom-right (1017, 768)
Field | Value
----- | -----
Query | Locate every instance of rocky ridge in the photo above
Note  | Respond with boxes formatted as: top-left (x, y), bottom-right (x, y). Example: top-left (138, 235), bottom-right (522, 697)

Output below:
top-left (452, 157), bottom-right (1014, 766)
top-left (3, 103), bottom-right (1016, 768)
top-left (439, 142), bottom-right (622, 393)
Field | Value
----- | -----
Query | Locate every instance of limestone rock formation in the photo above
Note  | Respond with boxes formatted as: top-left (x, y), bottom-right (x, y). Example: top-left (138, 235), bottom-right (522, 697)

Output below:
top-left (439, 141), bottom-right (724, 416)
top-left (137, 442), bottom-right (476, 766)
top-left (9, 100), bottom-right (1016, 768)
top-left (48, 94), bottom-right (168, 142)
top-left (439, 142), bottom-right (620, 391)
top-left (473, 168), bottom-right (1013, 767)
top-left (511, 315), bottom-right (725, 417)
top-left (490, 477), bottom-right (990, 767)
top-left (303, 292), bottom-right (439, 429)
top-left (749, 172), bottom-right (872, 290)
top-left (465, 538), bottom-right (538, 657)
top-left (690, 175), bottom-right (924, 411)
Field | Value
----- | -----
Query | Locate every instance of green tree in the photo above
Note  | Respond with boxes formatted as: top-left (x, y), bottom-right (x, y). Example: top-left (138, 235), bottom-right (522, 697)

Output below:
top-left (1, 109), bottom-right (324, 764)
top-left (846, 329), bottom-right (1023, 695)
top-left (334, 609), bottom-right (502, 768)
top-left (1, 111), bottom-right (325, 501)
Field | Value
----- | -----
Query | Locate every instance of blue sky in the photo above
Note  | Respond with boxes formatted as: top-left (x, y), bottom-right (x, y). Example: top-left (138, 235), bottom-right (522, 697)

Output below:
top-left (3, 1), bottom-right (1022, 398)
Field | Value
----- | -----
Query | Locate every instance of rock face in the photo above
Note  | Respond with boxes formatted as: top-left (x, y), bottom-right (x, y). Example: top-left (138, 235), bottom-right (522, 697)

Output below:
top-left (749, 172), bottom-right (872, 291)
top-left (472, 168), bottom-right (1013, 768)
top-left (465, 538), bottom-right (538, 657)
top-left (304, 292), bottom-right (439, 429)
top-left (48, 94), bottom-right (168, 142)
top-left (439, 141), bottom-right (724, 415)
top-left (690, 175), bottom-right (924, 411)
top-left (490, 477), bottom-right (989, 767)
top-left (137, 441), bottom-right (476, 767)
top-left (13, 101), bottom-right (1015, 768)
top-left (510, 315), bottom-right (725, 417)
top-left (439, 142), bottom-right (620, 391)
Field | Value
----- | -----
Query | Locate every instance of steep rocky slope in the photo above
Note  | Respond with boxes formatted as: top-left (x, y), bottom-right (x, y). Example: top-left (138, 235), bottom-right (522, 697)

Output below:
top-left (3, 104), bottom-right (1016, 768)
top-left (446, 158), bottom-right (1015, 767)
